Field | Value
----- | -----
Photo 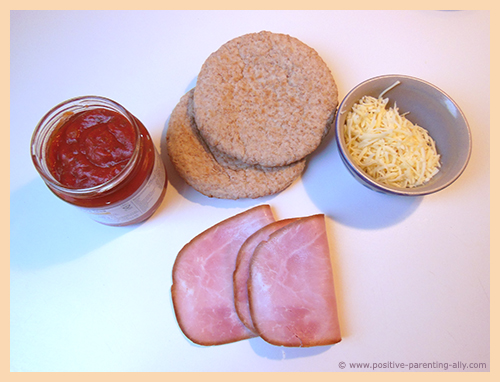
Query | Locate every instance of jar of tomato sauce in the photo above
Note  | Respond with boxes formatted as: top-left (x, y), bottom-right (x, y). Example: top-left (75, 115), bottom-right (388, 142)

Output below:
top-left (31, 96), bottom-right (168, 226)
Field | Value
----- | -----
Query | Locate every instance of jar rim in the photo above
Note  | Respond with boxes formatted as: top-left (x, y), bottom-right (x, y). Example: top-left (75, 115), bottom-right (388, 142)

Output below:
top-left (30, 95), bottom-right (142, 196)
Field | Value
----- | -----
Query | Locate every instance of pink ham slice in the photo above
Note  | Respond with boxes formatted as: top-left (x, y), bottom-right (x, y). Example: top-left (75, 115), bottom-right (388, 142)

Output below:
top-left (171, 204), bottom-right (275, 346)
top-left (248, 214), bottom-right (341, 347)
top-left (233, 218), bottom-right (298, 334)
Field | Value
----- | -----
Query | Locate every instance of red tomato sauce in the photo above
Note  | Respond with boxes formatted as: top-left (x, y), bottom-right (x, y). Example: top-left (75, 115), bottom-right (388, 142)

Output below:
top-left (47, 108), bottom-right (137, 189)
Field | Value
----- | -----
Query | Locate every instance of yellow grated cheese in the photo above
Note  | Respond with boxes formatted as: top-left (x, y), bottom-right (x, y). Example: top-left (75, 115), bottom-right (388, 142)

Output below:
top-left (344, 91), bottom-right (441, 189)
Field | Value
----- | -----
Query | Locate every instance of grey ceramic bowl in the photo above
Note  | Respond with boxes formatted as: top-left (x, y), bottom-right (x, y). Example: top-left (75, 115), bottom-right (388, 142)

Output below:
top-left (334, 74), bottom-right (472, 196)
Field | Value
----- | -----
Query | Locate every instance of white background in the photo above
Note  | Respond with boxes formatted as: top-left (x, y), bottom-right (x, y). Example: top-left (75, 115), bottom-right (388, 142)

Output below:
top-left (10, 10), bottom-right (490, 372)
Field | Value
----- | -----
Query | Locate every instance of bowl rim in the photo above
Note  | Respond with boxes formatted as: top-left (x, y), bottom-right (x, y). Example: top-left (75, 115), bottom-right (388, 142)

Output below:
top-left (334, 74), bottom-right (472, 196)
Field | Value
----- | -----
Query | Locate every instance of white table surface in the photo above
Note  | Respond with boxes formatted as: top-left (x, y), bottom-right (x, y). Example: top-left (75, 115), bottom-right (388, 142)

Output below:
top-left (10, 10), bottom-right (490, 372)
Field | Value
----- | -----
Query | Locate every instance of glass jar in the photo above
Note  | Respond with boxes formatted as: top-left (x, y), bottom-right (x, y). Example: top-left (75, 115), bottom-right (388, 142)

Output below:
top-left (31, 96), bottom-right (168, 226)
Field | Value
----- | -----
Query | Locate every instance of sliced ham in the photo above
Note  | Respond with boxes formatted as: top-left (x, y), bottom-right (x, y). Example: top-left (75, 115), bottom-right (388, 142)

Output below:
top-left (248, 214), bottom-right (341, 347)
top-left (171, 205), bottom-right (275, 346)
top-left (233, 218), bottom-right (298, 334)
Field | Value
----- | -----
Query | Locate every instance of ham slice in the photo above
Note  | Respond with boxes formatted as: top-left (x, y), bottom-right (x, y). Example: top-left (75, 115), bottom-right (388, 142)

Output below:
top-left (248, 214), bottom-right (341, 347)
top-left (171, 205), bottom-right (275, 346)
top-left (233, 218), bottom-right (298, 334)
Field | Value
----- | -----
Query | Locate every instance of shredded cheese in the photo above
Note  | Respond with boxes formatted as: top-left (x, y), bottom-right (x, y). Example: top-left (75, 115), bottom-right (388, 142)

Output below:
top-left (344, 92), bottom-right (440, 189)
